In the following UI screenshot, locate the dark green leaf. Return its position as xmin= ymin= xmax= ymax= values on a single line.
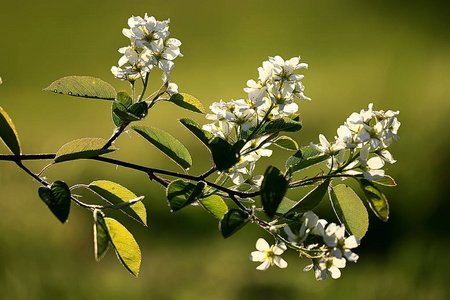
xmin=104 ymin=217 xmax=141 ymax=277
xmin=179 ymin=118 xmax=213 ymax=145
xmin=262 ymin=117 xmax=303 ymax=133
xmin=94 ymin=210 xmax=110 ymax=261
xmin=282 ymin=179 xmax=330 ymax=216
xmin=127 ymin=102 xmax=148 ymax=119
xmin=273 ymin=136 xmax=299 ymax=151
xmin=261 ymin=166 xmax=289 ymax=218
xmin=166 ymin=180 xmax=206 ymax=212
xmin=200 ymin=195 xmax=228 ymax=219
xmin=209 ymin=137 xmax=241 ymax=171
xmin=112 ymin=91 xmax=133 ymax=127
xmin=359 ymin=179 xmax=390 ymax=221
xmin=132 ymin=125 xmax=192 ymax=170
xmin=43 ymin=76 xmax=116 ymax=100
xmin=219 ymin=209 xmax=250 ymax=238
xmin=285 ymin=146 xmax=328 ymax=173
xmin=38 ymin=181 xmax=71 ymax=223
xmin=179 ymin=118 xmax=241 ymax=171
xmin=89 ymin=180 xmax=147 ymax=226
xmin=168 ymin=93 xmax=205 ymax=114
xmin=372 ymin=175 xmax=397 ymax=187
xmin=0 ymin=106 xmax=21 ymax=155
xmin=54 ymin=138 xmax=116 ymax=163
xmin=329 ymin=184 xmax=369 ymax=239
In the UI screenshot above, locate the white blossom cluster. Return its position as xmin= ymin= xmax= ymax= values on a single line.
xmin=311 ymin=103 xmax=401 ymax=181
xmin=202 ymin=56 xmax=310 ymax=190
xmin=111 ymin=14 xmax=183 ymax=83
xmin=286 ymin=211 xmax=360 ymax=280
xmin=249 ymin=211 xmax=360 ymax=280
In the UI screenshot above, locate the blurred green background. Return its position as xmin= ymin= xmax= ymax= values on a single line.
xmin=1 ymin=0 xmax=449 ymax=299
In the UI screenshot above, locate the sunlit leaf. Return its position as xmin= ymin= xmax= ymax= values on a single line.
xmin=285 ymin=146 xmax=328 ymax=173
xmin=200 ymin=195 xmax=228 ymax=219
xmin=261 ymin=166 xmax=289 ymax=218
xmin=112 ymin=91 xmax=133 ymax=127
xmin=168 ymin=93 xmax=205 ymax=114
xmin=104 ymin=217 xmax=141 ymax=277
xmin=359 ymin=179 xmax=390 ymax=221
xmin=219 ymin=209 xmax=250 ymax=238
xmin=282 ymin=179 xmax=330 ymax=216
xmin=166 ymin=180 xmax=205 ymax=212
xmin=94 ymin=210 xmax=110 ymax=261
xmin=44 ymin=76 xmax=116 ymax=100
xmin=273 ymin=136 xmax=299 ymax=151
xmin=38 ymin=181 xmax=71 ymax=223
xmin=132 ymin=125 xmax=192 ymax=170
xmin=0 ymin=106 xmax=21 ymax=155
xmin=329 ymin=184 xmax=369 ymax=239
xmin=89 ymin=180 xmax=147 ymax=226
xmin=54 ymin=138 xmax=116 ymax=163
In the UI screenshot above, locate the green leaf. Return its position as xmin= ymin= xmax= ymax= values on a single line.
xmin=113 ymin=102 xmax=148 ymax=122
xmin=112 ymin=91 xmax=133 ymax=127
xmin=166 ymin=180 xmax=206 ymax=212
xmin=179 ymin=118 xmax=213 ymax=145
xmin=219 ymin=209 xmax=250 ymax=238
xmin=273 ymin=136 xmax=299 ymax=151
xmin=276 ymin=198 xmax=297 ymax=215
xmin=261 ymin=166 xmax=289 ymax=218
xmin=38 ymin=181 xmax=71 ymax=223
xmin=200 ymin=195 xmax=228 ymax=219
xmin=283 ymin=179 xmax=330 ymax=216
xmin=179 ymin=118 xmax=240 ymax=171
xmin=208 ymin=137 xmax=241 ymax=171
xmin=94 ymin=210 xmax=110 ymax=261
xmin=0 ymin=106 xmax=21 ymax=155
xmin=359 ymin=179 xmax=390 ymax=221
xmin=132 ymin=125 xmax=192 ymax=170
xmin=44 ymin=76 xmax=116 ymax=100
xmin=54 ymin=138 xmax=116 ymax=163
xmin=285 ymin=146 xmax=328 ymax=173
xmin=372 ymin=175 xmax=397 ymax=187
xmin=329 ymin=184 xmax=369 ymax=239
xmin=127 ymin=102 xmax=148 ymax=119
xmin=89 ymin=180 xmax=147 ymax=226
xmin=262 ymin=117 xmax=303 ymax=133
xmin=104 ymin=217 xmax=141 ymax=277
xmin=168 ymin=93 xmax=205 ymax=114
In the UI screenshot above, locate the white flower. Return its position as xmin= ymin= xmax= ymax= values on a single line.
xmin=249 ymin=238 xmax=288 ymax=270
xmin=310 ymin=134 xmax=346 ymax=155
xmin=304 ymin=254 xmax=346 ymax=281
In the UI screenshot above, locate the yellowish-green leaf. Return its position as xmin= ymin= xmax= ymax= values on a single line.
xmin=329 ymin=184 xmax=369 ymax=239
xmin=0 ymin=106 xmax=21 ymax=155
xmin=55 ymin=138 xmax=116 ymax=163
xmin=168 ymin=93 xmax=205 ymax=114
xmin=89 ymin=180 xmax=147 ymax=226
xmin=200 ymin=195 xmax=228 ymax=219
xmin=104 ymin=217 xmax=141 ymax=277
xmin=94 ymin=210 xmax=110 ymax=261
xmin=44 ymin=76 xmax=116 ymax=100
